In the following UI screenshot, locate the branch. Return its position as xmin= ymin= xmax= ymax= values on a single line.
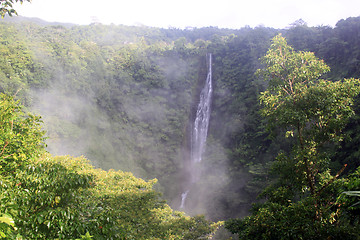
xmin=287 ymin=76 xmax=295 ymax=95
xmin=317 ymin=164 xmax=347 ymax=196
xmin=282 ymin=86 xmax=291 ymax=96
xmin=1 ymin=153 xmax=14 ymax=160
xmin=0 ymin=141 xmax=9 ymax=156
xmin=297 ymin=124 xmax=316 ymax=196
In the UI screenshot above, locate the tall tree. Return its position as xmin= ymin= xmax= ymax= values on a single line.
xmin=258 ymin=34 xmax=360 ymax=198
xmin=226 ymin=34 xmax=360 ymax=239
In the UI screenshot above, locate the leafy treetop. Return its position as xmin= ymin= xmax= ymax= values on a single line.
xmin=0 ymin=0 xmax=31 ymax=18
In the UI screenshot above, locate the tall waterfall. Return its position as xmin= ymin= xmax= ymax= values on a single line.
xmin=192 ymin=53 xmax=213 ymax=164
xmin=180 ymin=53 xmax=212 ymax=209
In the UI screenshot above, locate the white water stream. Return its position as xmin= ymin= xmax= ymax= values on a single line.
xmin=180 ymin=53 xmax=212 ymax=209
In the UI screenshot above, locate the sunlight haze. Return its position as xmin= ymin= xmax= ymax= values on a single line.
xmin=14 ymin=0 xmax=360 ymax=29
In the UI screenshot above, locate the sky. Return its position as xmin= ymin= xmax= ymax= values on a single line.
xmin=14 ymin=0 xmax=360 ymax=29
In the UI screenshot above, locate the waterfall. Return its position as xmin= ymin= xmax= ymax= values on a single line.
xmin=180 ymin=53 xmax=212 ymax=209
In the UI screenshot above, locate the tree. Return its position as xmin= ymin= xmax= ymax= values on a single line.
xmin=7 ymin=154 xmax=221 ymax=239
xmin=258 ymin=34 xmax=360 ymax=198
xmin=0 ymin=94 xmax=45 ymax=177
xmin=0 ymin=0 xmax=31 ymax=18
xmin=0 ymin=93 xmax=45 ymax=238
xmin=226 ymin=34 xmax=360 ymax=239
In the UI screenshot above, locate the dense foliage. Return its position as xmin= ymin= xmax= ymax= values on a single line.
xmin=225 ymin=34 xmax=360 ymax=239
xmin=1 ymin=14 xmax=360 ymax=239
xmin=0 ymin=95 xmax=220 ymax=239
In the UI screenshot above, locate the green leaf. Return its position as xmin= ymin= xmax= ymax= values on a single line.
xmin=0 ymin=213 xmax=15 ymax=227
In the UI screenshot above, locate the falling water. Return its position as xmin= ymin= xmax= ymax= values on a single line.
xmin=180 ymin=53 xmax=212 ymax=209
xmin=179 ymin=190 xmax=189 ymax=209
xmin=191 ymin=54 xmax=212 ymax=164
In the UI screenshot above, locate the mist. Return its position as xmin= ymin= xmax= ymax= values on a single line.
xmin=24 ymin=31 xmax=216 ymax=216
xmin=30 ymin=49 xmax=231 ymax=221
xmin=0 ymin=17 xmax=274 ymax=224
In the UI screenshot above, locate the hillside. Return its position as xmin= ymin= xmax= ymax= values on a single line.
xmin=1 ymin=16 xmax=360 ymax=224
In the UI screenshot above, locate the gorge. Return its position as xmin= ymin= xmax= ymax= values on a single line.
xmin=1 ymin=15 xmax=360 ymax=239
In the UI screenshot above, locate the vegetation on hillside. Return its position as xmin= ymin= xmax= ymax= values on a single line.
xmin=0 ymin=94 xmax=221 ymax=239
xmin=0 ymin=13 xmax=360 ymax=238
